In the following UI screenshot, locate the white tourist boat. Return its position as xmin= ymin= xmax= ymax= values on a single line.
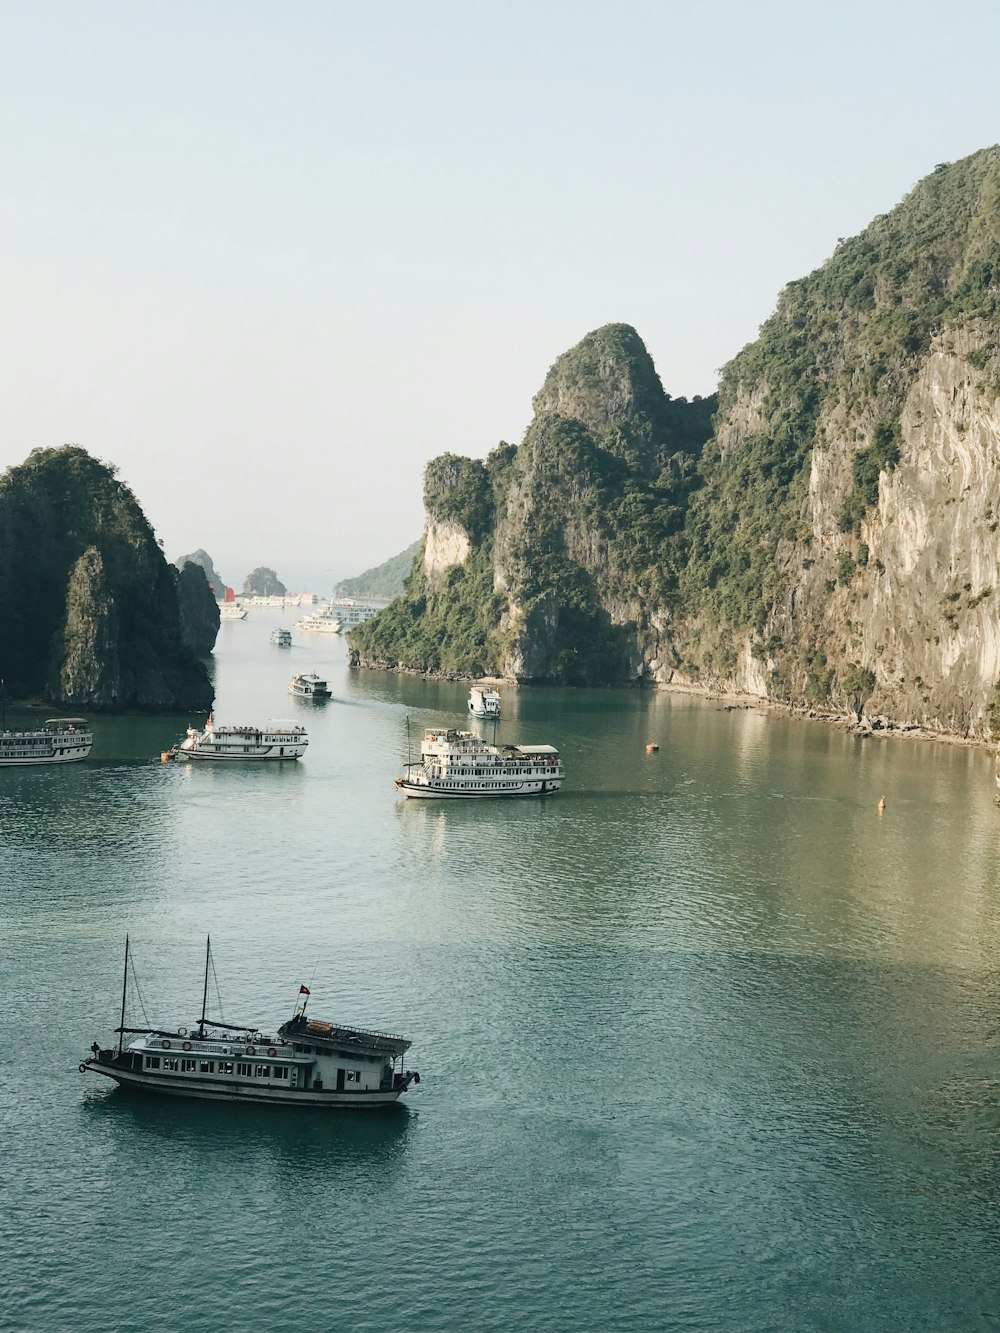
xmin=80 ymin=937 xmax=419 ymax=1109
xmin=294 ymin=610 xmax=342 ymax=634
xmin=395 ymin=727 xmax=564 ymax=799
xmin=219 ymin=602 xmax=247 ymax=620
xmin=326 ymin=598 xmax=388 ymax=631
xmin=290 ymin=672 xmax=332 ymax=699
xmin=0 ymin=717 xmax=92 ymax=766
xmin=468 ymin=686 xmax=501 ymax=718
xmin=270 ymin=628 xmax=292 ymax=647
xmin=173 ymin=716 xmax=308 ymax=761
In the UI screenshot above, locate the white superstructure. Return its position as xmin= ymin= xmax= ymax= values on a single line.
xmin=395 ymin=728 xmax=564 ymax=799
xmin=174 ymin=717 xmax=307 ymax=761
xmin=270 ymin=628 xmax=292 ymax=647
xmin=294 ymin=610 xmax=342 ymax=634
xmin=0 ymin=717 xmax=92 ymax=766
xmin=80 ymin=938 xmax=419 ymax=1109
xmin=290 ymin=672 xmax=332 ymax=699
xmin=468 ymin=686 xmax=501 ymax=718
xmin=218 ymin=602 xmax=247 ymax=620
xmin=327 ymin=598 xmax=387 ymax=630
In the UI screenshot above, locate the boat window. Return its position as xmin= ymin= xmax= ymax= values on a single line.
xmin=199 ymin=1061 xmax=214 ymax=1073
xmin=181 ymin=1059 xmax=197 ymax=1073
xmin=254 ymin=1064 xmax=271 ymax=1078
xmin=163 ymin=1058 xmax=178 ymax=1071
xmin=219 ymin=1061 xmax=234 ymax=1075
xmin=237 ymin=1062 xmax=252 ymax=1077
xmin=144 ymin=1056 xmax=161 ymax=1070
xmin=272 ymin=1066 xmax=289 ymax=1079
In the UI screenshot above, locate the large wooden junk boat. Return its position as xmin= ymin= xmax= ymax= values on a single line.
xmin=0 ymin=717 xmax=92 ymax=766
xmin=80 ymin=938 xmax=419 ymax=1108
xmin=172 ymin=716 xmax=308 ymax=761
xmin=395 ymin=727 xmax=564 ymax=799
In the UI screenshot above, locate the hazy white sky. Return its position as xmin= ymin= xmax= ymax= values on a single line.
xmin=1 ymin=1 xmax=997 ymax=590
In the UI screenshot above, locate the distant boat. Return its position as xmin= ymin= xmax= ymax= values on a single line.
xmin=173 ymin=717 xmax=307 ymax=761
xmin=0 ymin=717 xmax=92 ymax=767
xmin=294 ymin=610 xmax=342 ymax=634
xmin=395 ymin=728 xmax=564 ymax=799
xmin=79 ymin=936 xmax=420 ymax=1108
xmin=219 ymin=586 xmax=247 ymax=619
xmin=290 ymin=672 xmax=332 ymax=700
xmin=325 ymin=598 xmax=387 ymax=631
xmin=468 ymin=686 xmax=501 ymax=718
xmin=270 ymin=628 xmax=292 ymax=647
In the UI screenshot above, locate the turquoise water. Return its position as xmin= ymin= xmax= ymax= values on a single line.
xmin=4 ymin=616 xmax=1000 ymax=1332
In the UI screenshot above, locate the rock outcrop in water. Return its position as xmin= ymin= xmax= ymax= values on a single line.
xmin=176 ymin=548 xmax=226 ymax=599
xmin=350 ymin=147 xmax=1000 ymax=739
xmin=0 ymin=446 xmax=214 ymax=711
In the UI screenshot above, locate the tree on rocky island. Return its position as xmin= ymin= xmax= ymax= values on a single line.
xmin=242 ymin=566 xmax=286 ymax=597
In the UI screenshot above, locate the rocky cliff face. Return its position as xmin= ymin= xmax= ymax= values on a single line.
xmin=351 ymin=148 xmax=1000 ymax=739
xmin=0 ymin=446 xmax=214 ymax=712
xmin=177 ymin=561 xmax=221 ymax=657
xmin=176 ymin=548 xmax=226 ymax=599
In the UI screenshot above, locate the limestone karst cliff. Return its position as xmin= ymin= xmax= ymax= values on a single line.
xmin=351 ymin=147 xmax=1000 ymax=739
xmin=0 ymin=446 xmax=214 ymax=711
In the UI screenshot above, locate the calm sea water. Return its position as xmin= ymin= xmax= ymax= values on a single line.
xmin=4 ymin=616 xmax=1000 ymax=1332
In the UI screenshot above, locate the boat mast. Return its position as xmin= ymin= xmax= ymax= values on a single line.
xmin=198 ymin=935 xmax=211 ymax=1038
xmin=117 ymin=934 xmax=129 ymax=1056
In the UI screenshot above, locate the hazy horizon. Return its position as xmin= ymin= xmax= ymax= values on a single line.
xmin=2 ymin=2 xmax=998 ymax=581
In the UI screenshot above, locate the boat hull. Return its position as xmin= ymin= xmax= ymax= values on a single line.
xmin=395 ymin=777 xmax=562 ymax=799
xmin=0 ymin=747 xmax=91 ymax=766
xmin=176 ymin=748 xmax=304 ymax=761
xmin=82 ymin=1062 xmax=407 ymax=1107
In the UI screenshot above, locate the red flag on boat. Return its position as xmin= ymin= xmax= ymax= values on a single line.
xmin=299 ymin=985 xmax=310 ymax=995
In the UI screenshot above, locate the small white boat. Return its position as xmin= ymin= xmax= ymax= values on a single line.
xmin=270 ymin=628 xmax=292 ymax=647
xmin=294 ymin=611 xmax=342 ymax=634
xmin=290 ymin=672 xmax=332 ymax=700
xmin=80 ymin=937 xmax=420 ymax=1109
xmin=0 ymin=717 xmax=92 ymax=766
xmin=396 ymin=728 xmax=564 ymax=799
xmin=174 ymin=716 xmax=307 ymax=761
xmin=468 ymin=686 xmax=501 ymax=718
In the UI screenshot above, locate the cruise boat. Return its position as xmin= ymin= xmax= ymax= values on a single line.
xmin=326 ymin=598 xmax=388 ymax=631
xmin=290 ymin=672 xmax=332 ymax=699
xmin=0 ymin=717 xmax=92 ymax=766
xmin=294 ymin=610 xmax=342 ymax=634
xmin=219 ymin=602 xmax=247 ymax=620
xmin=79 ymin=937 xmax=419 ymax=1109
xmin=270 ymin=628 xmax=292 ymax=647
xmin=395 ymin=728 xmax=564 ymax=799
xmin=468 ymin=686 xmax=501 ymax=718
xmin=173 ymin=716 xmax=307 ymax=761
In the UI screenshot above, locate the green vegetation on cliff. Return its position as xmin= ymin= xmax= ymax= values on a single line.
xmin=351 ymin=329 xmax=715 ymax=681
xmin=682 ymin=147 xmax=1000 ymax=628
xmin=351 ymin=148 xmax=1000 ymax=701
xmin=335 ymin=540 xmax=421 ymax=600
xmin=0 ymin=446 xmax=214 ymax=710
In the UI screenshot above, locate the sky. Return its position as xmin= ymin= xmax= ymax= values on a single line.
xmin=1 ymin=1 xmax=998 ymax=592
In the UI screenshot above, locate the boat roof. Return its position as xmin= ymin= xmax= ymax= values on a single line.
xmin=514 ymin=744 xmax=559 ymax=755
xmin=45 ymin=716 xmax=89 ymax=725
xmin=279 ymin=1013 xmax=411 ymax=1056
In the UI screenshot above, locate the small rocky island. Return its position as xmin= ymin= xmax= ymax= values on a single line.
xmin=0 ymin=446 xmax=215 ymax=711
